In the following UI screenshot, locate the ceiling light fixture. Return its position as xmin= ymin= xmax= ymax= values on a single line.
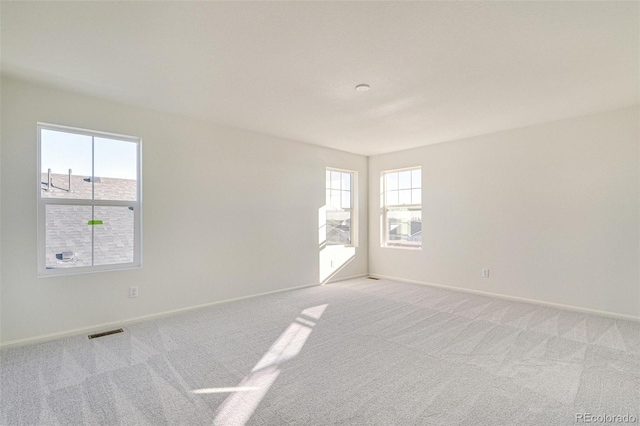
xmin=355 ymin=84 xmax=370 ymax=92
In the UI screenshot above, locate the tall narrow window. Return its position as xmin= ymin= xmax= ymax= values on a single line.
xmin=325 ymin=168 xmax=356 ymax=246
xmin=37 ymin=123 xmax=142 ymax=275
xmin=382 ymin=167 xmax=421 ymax=249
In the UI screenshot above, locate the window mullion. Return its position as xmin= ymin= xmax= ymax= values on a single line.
xmin=90 ymin=199 xmax=139 ymax=207
xmin=91 ymin=136 xmax=95 ymax=267
xmin=91 ymin=205 xmax=95 ymax=267
xmin=40 ymin=199 xmax=138 ymax=207
xmin=387 ymin=204 xmax=421 ymax=210
xmin=40 ymin=198 xmax=93 ymax=206
xmin=91 ymin=136 xmax=95 ymax=201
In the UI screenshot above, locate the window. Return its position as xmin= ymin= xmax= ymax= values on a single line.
xmin=37 ymin=123 xmax=141 ymax=275
xmin=325 ymin=168 xmax=356 ymax=246
xmin=381 ymin=167 xmax=421 ymax=249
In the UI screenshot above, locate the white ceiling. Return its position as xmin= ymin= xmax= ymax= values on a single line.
xmin=2 ymin=1 xmax=638 ymax=156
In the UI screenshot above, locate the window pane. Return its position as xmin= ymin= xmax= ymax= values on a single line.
xmin=326 ymin=210 xmax=351 ymax=245
xmin=41 ymin=129 xmax=92 ymax=200
xmin=399 ymin=171 xmax=411 ymax=189
xmin=326 ymin=170 xmax=331 ymax=189
xmin=330 ymin=190 xmax=341 ymax=209
xmin=412 ymin=169 xmax=421 ymax=188
xmin=386 ymin=208 xmax=422 ymax=248
xmin=45 ymin=205 xmax=92 ymax=268
xmin=412 ymin=188 xmax=422 ymax=205
xmin=341 ymin=172 xmax=351 ymax=192
xmin=341 ymin=190 xmax=351 ymax=209
xmin=94 ymin=138 xmax=138 ymax=201
xmin=330 ymin=171 xmax=341 ymax=190
xmin=385 ymin=172 xmax=398 ymax=191
xmin=326 ymin=189 xmax=331 ymax=206
xmin=399 ymin=189 xmax=411 ymax=205
xmin=387 ymin=190 xmax=399 ymax=206
xmin=93 ymin=206 xmax=135 ymax=266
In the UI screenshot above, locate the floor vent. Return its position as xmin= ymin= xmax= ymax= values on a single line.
xmin=368 ymin=276 xmax=380 ymax=280
xmin=88 ymin=328 xmax=124 ymax=339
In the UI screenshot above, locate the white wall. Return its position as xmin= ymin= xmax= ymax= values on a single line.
xmin=369 ymin=107 xmax=640 ymax=318
xmin=0 ymin=77 xmax=368 ymax=344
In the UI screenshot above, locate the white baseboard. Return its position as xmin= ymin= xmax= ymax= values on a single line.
xmin=369 ymin=273 xmax=640 ymax=322
xmin=0 ymin=282 xmax=321 ymax=349
xmin=325 ymin=273 xmax=368 ymax=284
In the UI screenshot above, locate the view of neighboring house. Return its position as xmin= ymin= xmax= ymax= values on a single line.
xmin=41 ymin=173 xmax=136 ymax=268
xmin=326 ymin=217 xmax=351 ymax=246
xmin=387 ymin=217 xmax=422 ymax=248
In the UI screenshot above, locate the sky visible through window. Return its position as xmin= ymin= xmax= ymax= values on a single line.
xmin=41 ymin=129 xmax=137 ymax=180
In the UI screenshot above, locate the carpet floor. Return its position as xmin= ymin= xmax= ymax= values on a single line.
xmin=1 ymin=277 xmax=639 ymax=425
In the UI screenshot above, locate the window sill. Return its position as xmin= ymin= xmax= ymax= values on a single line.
xmin=381 ymin=245 xmax=422 ymax=251
xmin=38 ymin=263 xmax=142 ymax=278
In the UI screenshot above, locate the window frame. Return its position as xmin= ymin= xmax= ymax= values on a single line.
xmin=381 ymin=166 xmax=422 ymax=250
xmin=36 ymin=122 xmax=143 ymax=277
xmin=325 ymin=167 xmax=357 ymax=247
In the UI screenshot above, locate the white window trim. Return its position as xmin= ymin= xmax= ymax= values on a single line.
xmin=36 ymin=123 xmax=143 ymax=277
xmin=326 ymin=167 xmax=358 ymax=248
xmin=381 ymin=166 xmax=422 ymax=250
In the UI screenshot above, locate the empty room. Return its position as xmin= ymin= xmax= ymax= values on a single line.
xmin=1 ymin=1 xmax=639 ymax=425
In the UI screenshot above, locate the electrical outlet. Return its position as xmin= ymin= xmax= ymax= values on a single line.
xmin=482 ymin=268 xmax=490 ymax=278
xmin=129 ymin=286 xmax=138 ymax=298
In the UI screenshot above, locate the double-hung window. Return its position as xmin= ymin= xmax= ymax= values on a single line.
xmin=381 ymin=167 xmax=421 ymax=249
xmin=37 ymin=123 xmax=142 ymax=276
xmin=325 ymin=168 xmax=356 ymax=246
